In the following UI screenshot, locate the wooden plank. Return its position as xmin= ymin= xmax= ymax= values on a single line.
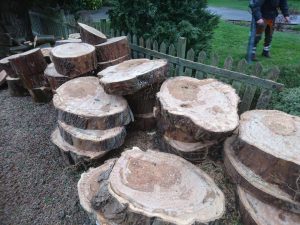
xmin=110 ymin=29 xmax=115 ymax=38
xmin=195 ymin=51 xmax=207 ymax=79
xmin=132 ymin=34 xmax=138 ymax=59
xmin=220 ymin=56 xmax=233 ymax=83
xmin=239 ymin=62 xmax=263 ymax=113
xmin=207 ymin=53 xmax=219 ymax=78
xmin=232 ymin=59 xmax=247 ymax=96
xmin=176 ymin=37 xmax=187 ymax=76
xmin=185 ymin=48 xmax=195 ymax=77
xmin=168 ymin=44 xmax=176 ymax=77
xmin=145 ymin=39 xmax=152 ymax=59
xmin=152 ymin=40 xmax=159 ymax=59
xmin=256 ymin=67 xmax=281 ymax=109
xmin=138 ymin=37 xmax=145 ymax=58
xmin=129 ymin=44 xmax=283 ymax=91
xmin=116 ymin=30 xmax=120 ymax=37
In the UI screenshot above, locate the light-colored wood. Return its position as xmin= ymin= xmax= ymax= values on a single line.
xmin=44 ymin=63 xmax=70 ymax=91
xmin=156 ymin=77 xmax=240 ymax=141
xmin=224 ymin=136 xmax=300 ymax=214
xmin=97 ymin=54 xmax=130 ymax=72
xmin=185 ymin=48 xmax=195 ymax=76
xmin=55 ymin=39 xmax=82 ymax=46
xmin=235 ymin=110 xmax=300 ymax=200
xmin=40 ymin=47 xmax=52 ymax=64
xmin=79 ymin=147 xmax=225 ymax=225
xmin=98 ymin=59 xmax=168 ymax=95
xmin=238 ymin=186 xmax=300 ymax=225
xmin=78 ymin=22 xmax=107 ymax=45
xmin=53 ymin=76 xmax=132 ymax=130
xmin=51 ymin=43 xmax=97 ymax=78
xmin=0 ymin=70 xmax=8 ymax=86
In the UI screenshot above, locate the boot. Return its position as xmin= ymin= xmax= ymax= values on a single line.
xmin=262 ymin=50 xmax=271 ymax=58
xmin=251 ymin=53 xmax=258 ymax=61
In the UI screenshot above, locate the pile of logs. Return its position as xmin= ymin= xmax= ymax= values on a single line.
xmin=155 ymin=77 xmax=240 ymax=163
xmin=78 ymin=147 xmax=225 ymax=225
xmin=98 ymin=58 xmax=169 ymax=130
xmin=51 ymin=76 xmax=132 ymax=165
xmin=224 ymin=110 xmax=300 ymax=224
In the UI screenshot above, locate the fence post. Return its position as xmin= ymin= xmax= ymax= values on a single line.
xmin=176 ymin=37 xmax=186 ymax=76
xmin=60 ymin=9 xmax=68 ymax=39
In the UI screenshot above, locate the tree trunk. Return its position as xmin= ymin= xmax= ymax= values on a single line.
xmin=156 ymin=77 xmax=239 ymax=142
xmin=238 ymin=186 xmax=300 ymax=225
xmin=53 ymin=77 xmax=132 ymax=130
xmin=98 ymin=59 xmax=168 ymax=95
xmin=6 ymin=76 xmax=28 ymax=96
xmin=50 ymin=43 xmax=97 ymax=78
xmin=44 ymin=63 xmax=70 ymax=92
xmin=224 ymin=136 xmax=300 ymax=214
xmin=0 ymin=53 xmax=22 ymax=77
xmin=130 ymin=113 xmax=156 ymax=131
xmin=234 ymin=110 xmax=300 ymax=201
xmin=78 ymin=22 xmax=107 ymax=45
xmin=28 ymin=87 xmax=52 ymax=103
xmin=78 ymin=147 xmax=225 ymax=225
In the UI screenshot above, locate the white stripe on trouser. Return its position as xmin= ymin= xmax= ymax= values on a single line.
xmin=264 ymin=46 xmax=271 ymax=51
xmin=252 ymin=47 xmax=256 ymax=54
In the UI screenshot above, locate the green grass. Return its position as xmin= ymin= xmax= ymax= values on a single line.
xmin=211 ymin=21 xmax=300 ymax=69
xmin=208 ymin=0 xmax=300 ymax=11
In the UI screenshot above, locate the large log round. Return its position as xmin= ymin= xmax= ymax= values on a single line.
xmin=78 ymin=23 xmax=107 ymax=45
xmin=97 ymin=54 xmax=130 ymax=72
xmin=79 ymin=147 xmax=225 ymax=225
xmin=28 ymin=87 xmax=53 ymax=103
xmin=0 ymin=53 xmax=21 ymax=77
xmin=6 ymin=76 xmax=28 ymax=97
xmin=234 ymin=110 xmax=300 ymax=200
xmin=58 ymin=120 xmax=126 ymax=152
xmin=238 ymin=186 xmax=300 ymax=225
xmin=98 ymin=59 xmax=168 ymax=95
xmin=95 ymin=36 xmax=130 ymax=62
xmin=44 ymin=63 xmax=70 ymax=91
xmin=156 ymin=77 xmax=239 ymax=141
xmin=224 ymin=136 xmax=300 ymax=214
xmin=0 ymin=70 xmax=7 ymax=86
xmin=50 ymin=43 xmax=97 ymax=78
xmin=53 ymin=76 xmax=132 ymax=130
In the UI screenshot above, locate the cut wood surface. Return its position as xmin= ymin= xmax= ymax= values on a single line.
xmin=98 ymin=59 xmax=168 ymax=95
xmin=44 ymin=63 xmax=70 ymax=91
xmin=28 ymin=87 xmax=53 ymax=103
xmin=55 ymin=39 xmax=82 ymax=46
xmin=81 ymin=147 xmax=224 ymax=225
xmin=224 ymin=136 xmax=300 ymax=214
xmin=6 ymin=76 xmax=28 ymax=97
xmin=40 ymin=47 xmax=52 ymax=64
xmin=78 ymin=22 xmax=107 ymax=45
xmin=58 ymin=120 xmax=126 ymax=152
xmin=95 ymin=36 xmax=130 ymax=62
xmin=235 ymin=110 xmax=300 ymax=200
xmin=8 ymin=48 xmax=47 ymax=76
xmin=53 ymin=76 xmax=132 ymax=130
xmin=0 ymin=70 xmax=7 ymax=86
xmin=97 ymin=54 xmax=130 ymax=72
xmin=238 ymin=186 xmax=300 ymax=225
xmin=156 ymin=77 xmax=239 ymax=141
xmin=51 ymin=43 xmax=96 ymax=78
xmin=51 ymin=128 xmax=106 ymax=163
xmin=0 ymin=53 xmax=21 ymax=77
xmin=69 ymin=33 xmax=81 ymax=39
xmin=130 ymin=113 xmax=156 ymax=131
xmin=160 ymin=135 xmax=216 ymax=163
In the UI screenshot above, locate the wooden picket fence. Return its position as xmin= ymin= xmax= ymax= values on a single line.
xmin=29 ymin=12 xmax=284 ymax=112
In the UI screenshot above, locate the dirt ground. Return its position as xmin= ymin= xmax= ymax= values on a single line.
xmin=0 ymin=87 xmax=240 ymax=225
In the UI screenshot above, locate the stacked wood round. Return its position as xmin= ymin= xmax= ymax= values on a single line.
xmin=51 ymin=76 xmax=132 ymax=165
xmin=8 ymin=48 xmax=52 ymax=102
xmin=0 ymin=53 xmax=28 ymax=96
xmin=156 ymin=77 xmax=240 ymax=163
xmin=224 ymin=110 xmax=300 ymax=224
xmin=78 ymin=147 xmax=225 ymax=225
xmin=98 ymin=58 xmax=169 ymax=130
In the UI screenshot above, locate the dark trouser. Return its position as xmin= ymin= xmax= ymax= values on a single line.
xmin=252 ymin=19 xmax=275 ymax=54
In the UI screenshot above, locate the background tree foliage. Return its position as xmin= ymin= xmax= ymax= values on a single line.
xmin=108 ymin=0 xmax=219 ymax=52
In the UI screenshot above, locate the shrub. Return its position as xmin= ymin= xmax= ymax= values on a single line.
xmin=270 ymin=87 xmax=300 ymax=116
xmin=108 ymin=0 xmax=219 ymax=52
xmin=277 ymin=65 xmax=300 ymax=88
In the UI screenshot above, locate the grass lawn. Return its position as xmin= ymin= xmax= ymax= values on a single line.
xmin=211 ymin=21 xmax=300 ymax=70
xmin=208 ymin=0 xmax=300 ymax=12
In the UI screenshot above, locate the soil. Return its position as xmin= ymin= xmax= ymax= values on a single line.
xmin=0 ymin=86 xmax=240 ymax=225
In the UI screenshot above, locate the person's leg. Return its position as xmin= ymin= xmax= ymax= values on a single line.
xmin=262 ymin=19 xmax=275 ymax=57
xmin=252 ymin=22 xmax=266 ymax=60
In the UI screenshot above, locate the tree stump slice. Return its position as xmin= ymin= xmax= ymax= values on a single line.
xmin=156 ymin=77 xmax=239 ymax=141
xmin=235 ymin=110 xmax=300 ymax=200
xmin=44 ymin=63 xmax=70 ymax=91
xmin=0 ymin=70 xmax=7 ymax=86
xmin=159 ymin=135 xmax=216 ymax=163
xmin=58 ymin=120 xmax=126 ymax=152
xmin=51 ymin=128 xmax=107 ymax=165
xmin=224 ymin=136 xmax=300 ymax=214
xmin=79 ymin=147 xmax=225 ymax=225
xmin=78 ymin=23 xmax=107 ymax=45
xmin=95 ymin=36 xmax=130 ymax=62
xmin=0 ymin=53 xmax=21 ymax=77
xmin=40 ymin=47 xmax=52 ymax=64
xmin=53 ymin=77 xmax=132 ymax=130
xmin=50 ymin=43 xmax=97 ymax=78
xmin=130 ymin=113 xmax=156 ymax=131
xmin=6 ymin=76 xmax=28 ymax=97
xmin=55 ymin=39 xmax=82 ymax=46
xmin=28 ymin=87 xmax=53 ymax=103
xmin=97 ymin=54 xmax=130 ymax=72
xmin=238 ymin=186 xmax=300 ymax=225
xmin=98 ymin=59 xmax=168 ymax=95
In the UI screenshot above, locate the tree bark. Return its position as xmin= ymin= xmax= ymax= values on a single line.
xmin=130 ymin=113 xmax=156 ymax=131
xmin=44 ymin=63 xmax=70 ymax=91
xmin=97 ymin=54 xmax=130 ymax=72
xmin=78 ymin=22 xmax=107 ymax=45
xmin=28 ymin=87 xmax=52 ymax=103
xmin=0 ymin=53 xmax=22 ymax=77
xmin=53 ymin=77 xmax=133 ymax=130
xmin=51 ymin=43 xmax=97 ymax=78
